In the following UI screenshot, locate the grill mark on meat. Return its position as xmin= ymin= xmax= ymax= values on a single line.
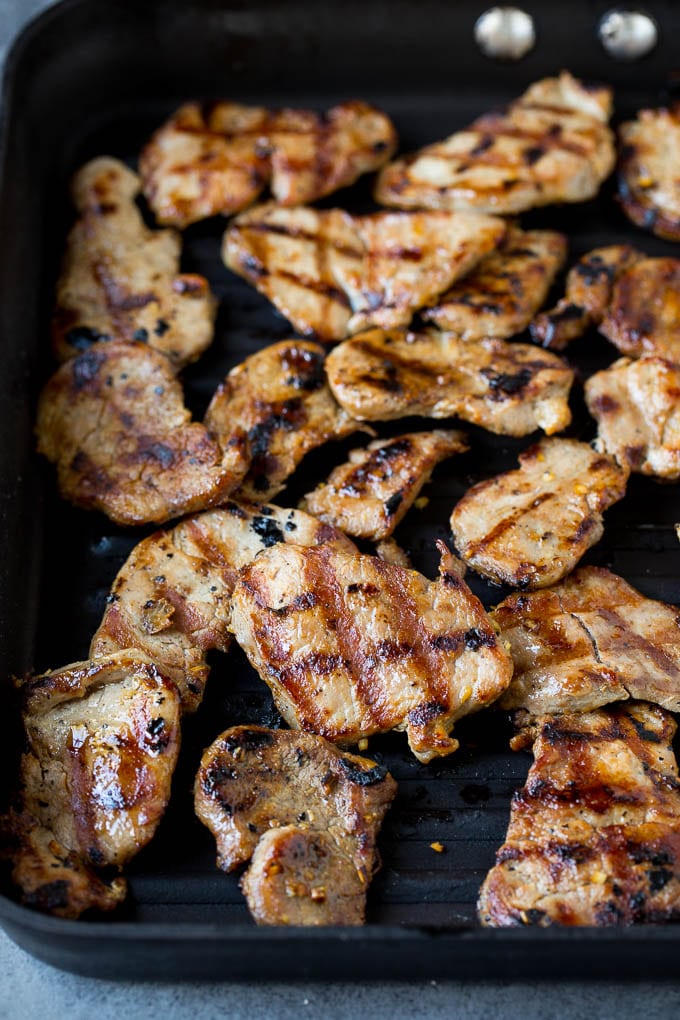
xmin=240 ymin=219 xmax=363 ymax=261
xmin=463 ymin=492 xmax=554 ymax=557
xmin=596 ymin=607 xmax=680 ymax=684
xmin=371 ymin=558 xmax=452 ymax=714
xmin=303 ymin=545 xmax=382 ymax=727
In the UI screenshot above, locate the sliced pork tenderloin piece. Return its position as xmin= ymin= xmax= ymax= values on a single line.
xmin=3 ymin=650 xmax=181 ymax=917
xmin=375 ymin=72 xmax=614 ymax=214
xmin=204 ymin=339 xmax=360 ymax=502
xmin=303 ymin=430 xmax=468 ymax=540
xmin=36 ymin=340 xmax=248 ymax=526
xmin=326 ymin=327 xmax=573 ymax=437
xmin=195 ymin=726 xmax=396 ymax=925
xmin=450 ymin=439 xmax=629 ymax=590
xmin=618 ymin=106 xmax=680 ymax=241
xmin=585 ymin=355 xmax=680 ymax=479
xmin=492 ymin=566 xmax=680 ymax=723
xmin=140 ymin=100 xmax=397 ymax=227
xmin=530 ymin=245 xmax=642 ymax=350
xmin=479 ymin=703 xmax=680 ymax=927
xmin=53 ymin=157 xmax=215 ymax=370
xmin=230 ymin=541 xmax=512 ymax=763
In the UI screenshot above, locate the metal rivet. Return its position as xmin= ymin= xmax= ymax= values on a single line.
xmin=474 ymin=6 xmax=536 ymax=61
xmin=598 ymin=9 xmax=658 ymax=60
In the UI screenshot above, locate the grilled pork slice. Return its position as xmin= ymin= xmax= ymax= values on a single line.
xmin=493 ymin=567 xmax=680 ymax=722
xmin=479 ymin=703 xmax=680 ymax=927
xmin=52 ymin=157 xmax=215 ymax=370
xmin=36 ymin=340 xmax=248 ymax=525
xmin=91 ymin=501 xmax=354 ymax=712
xmin=326 ymin=328 xmax=573 ymax=436
xmin=195 ymin=726 xmax=396 ymax=925
xmin=204 ymin=340 xmax=359 ymax=501
xmin=230 ymin=541 xmax=513 ymax=763
xmin=375 ymin=72 xmax=614 ymax=214
xmin=5 ymin=650 xmax=181 ymax=917
xmin=618 ymin=107 xmax=680 ymax=241
xmin=531 ymin=245 xmax=641 ymax=350
xmin=585 ymin=356 xmax=680 ymax=480
xmin=224 ymin=204 xmax=506 ymax=342
xmin=450 ymin=439 xmax=629 ymax=590
xmin=140 ymin=100 xmax=397 ymax=227
xmin=423 ymin=227 xmax=566 ymax=339
xmin=303 ymin=430 xmax=468 ymax=540
xmin=599 ymin=258 xmax=680 ymax=361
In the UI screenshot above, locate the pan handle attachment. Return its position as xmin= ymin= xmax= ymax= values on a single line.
xmin=474 ymin=7 xmax=535 ymax=61
xmin=597 ymin=9 xmax=658 ymax=60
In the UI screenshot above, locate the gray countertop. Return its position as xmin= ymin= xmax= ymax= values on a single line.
xmin=2 ymin=2 xmax=680 ymax=1016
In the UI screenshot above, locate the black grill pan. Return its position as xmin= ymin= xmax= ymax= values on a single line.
xmin=1 ymin=0 xmax=680 ymax=980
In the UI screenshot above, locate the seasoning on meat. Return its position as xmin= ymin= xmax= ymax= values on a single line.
xmin=492 ymin=566 xmax=680 ymax=724
xmin=140 ymin=100 xmax=397 ymax=227
xmin=303 ymin=430 xmax=468 ymax=540
xmin=3 ymin=650 xmax=181 ymax=918
xmin=531 ymin=245 xmax=641 ymax=350
xmin=91 ymin=501 xmax=354 ymax=712
xmin=223 ymin=203 xmax=506 ymax=341
xmin=423 ymin=227 xmax=566 ymax=339
xmin=52 ymin=157 xmax=215 ymax=370
xmin=585 ymin=356 xmax=680 ymax=479
xmin=618 ymin=106 xmax=680 ymax=241
xmin=449 ymin=439 xmax=629 ymax=590
xmin=375 ymin=72 xmax=614 ymax=214
xmin=325 ymin=327 xmax=573 ymax=437
xmin=35 ymin=340 xmax=249 ymax=525
xmin=195 ymin=726 xmax=397 ymax=925
xmin=478 ymin=703 xmax=680 ymax=926
xmin=203 ymin=339 xmax=360 ymax=501
xmin=229 ymin=541 xmax=513 ymax=763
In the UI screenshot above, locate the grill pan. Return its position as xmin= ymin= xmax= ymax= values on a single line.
xmin=1 ymin=0 xmax=680 ymax=981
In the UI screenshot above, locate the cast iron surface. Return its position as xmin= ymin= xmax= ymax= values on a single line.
xmin=1 ymin=0 xmax=680 ymax=981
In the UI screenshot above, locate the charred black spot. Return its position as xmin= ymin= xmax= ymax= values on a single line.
xmin=384 ymin=491 xmax=403 ymax=516
xmin=285 ymin=519 xmax=297 ymax=532
xmin=72 ymin=349 xmax=106 ymax=389
xmin=373 ymin=139 xmax=389 ymax=153
xmin=408 ymin=701 xmax=447 ymax=728
xmin=648 ymin=867 xmax=674 ymax=892
xmin=154 ymin=318 xmax=170 ymax=337
xmin=133 ymin=328 xmax=149 ymax=342
xmin=65 ymin=326 xmax=110 ymax=351
xmin=23 ymin=880 xmax=71 ymax=911
xmin=574 ymin=257 xmax=616 ymax=286
xmin=431 ymin=633 xmax=461 ymax=652
xmin=271 ymin=591 xmax=319 ymax=616
xmin=594 ymin=901 xmax=624 ymax=925
xmin=224 ymin=729 xmax=274 ymax=753
xmin=281 ymin=346 xmax=325 ymax=391
xmin=251 ymin=515 xmax=286 ymax=547
xmin=153 ymin=575 xmax=166 ymax=584
xmin=522 ymin=908 xmax=549 ymax=926
xmin=523 ymin=146 xmax=544 ymax=165
xmin=630 ymin=716 xmax=663 ymax=744
xmin=225 ymin=501 xmax=248 ymax=519
xmin=463 ymin=627 xmax=496 ymax=650
xmin=146 ymin=443 xmax=175 ymax=469
xmin=247 ymin=400 xmax=304 ymax=459
xmin=241 ymin=253 xmax=268 ymax=279
xmin=105 ymin=593 xmax=120 ymax=604
xmin=337 ymin=757 xmax=388 ymax=786
xmin=87 ymin=846 xmax=105 ymax=866
xmin=247 ymin=822 xmax=258 ymax=833
xmin=483 ymin=367 xmax=533 ymax=398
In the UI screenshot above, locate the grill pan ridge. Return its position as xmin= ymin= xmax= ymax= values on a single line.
xmin=1 ymin=0 xmax=680 ymax=980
